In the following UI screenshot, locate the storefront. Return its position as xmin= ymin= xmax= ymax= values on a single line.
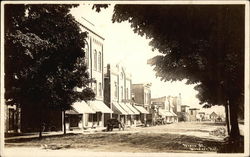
xmin=112 ymin=102 xmax=128 ymax=124
xmin=88 ymin=100 xmax=113 ymax=127
xmin=65 ymin=100 xmax=95 ymax=130
xmin=119 ymin=102 xmax=135 ymax=126
xmin=158 ymin=108 xmax=177 ymax=124
xmin=134 ymin=105 xmax=149 ymax=126
xmin=125 ymin=103 xmax=140 ymax=126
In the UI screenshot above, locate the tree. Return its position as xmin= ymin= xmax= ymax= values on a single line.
xmin=112 ymin=5 xmax=244 ymax=140
xmin=5 ymin=4 xmax=95 ymax=137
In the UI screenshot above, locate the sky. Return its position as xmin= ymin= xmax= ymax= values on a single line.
xmin=70 ymin=4 xmax=225 ymax=115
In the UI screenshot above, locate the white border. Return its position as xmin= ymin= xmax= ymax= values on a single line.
xmin=0 ymin=1 xmax=249 ymax=157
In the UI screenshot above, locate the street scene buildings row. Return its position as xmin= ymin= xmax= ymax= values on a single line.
xmin=4 ymin=17 xmax=223 ymax=133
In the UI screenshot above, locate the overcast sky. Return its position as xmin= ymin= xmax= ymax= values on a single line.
xmin=70 ymin=4 xmax=225 ymax=115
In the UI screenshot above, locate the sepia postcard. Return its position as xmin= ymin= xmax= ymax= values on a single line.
xmin=0 ymin=1 xmax=249 ymax=157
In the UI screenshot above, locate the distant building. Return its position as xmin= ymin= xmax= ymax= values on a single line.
xmin=210 ymin=112 xmax=218 ymax=121
xmin=178 ymin=105 xmax=190 ymax=122
xmin=132 ymin=83 xmax=152 ymax=124
xmin=197 ymin=112 xmax=205 ymax=121
xmin=151 ymin=96 xmax=178 ymax=123
xmin=189 ymin=108 xmax=200 ymax=121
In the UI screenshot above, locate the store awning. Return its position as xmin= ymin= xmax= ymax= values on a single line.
xmin=159 ymin=109 xmax=176 ymax=117
xmin=88 ymin=100 xmax=113 ymax=113
xmin=119 ymin=103 xmax=135 ymax=115
xmin=134 ymin=105 xmax=149 ymax=114
xmin=66 ymin=101 xmax=95 ymax=114
xmin=65 ymin=109 xmax=79 ymax=115
xmin=112 ymin=102 xmax=128 ymax=115
xmin=125 ymin=103 xmax=140 ymax=115
xmin=170 ymin=111 xmax=178 ymax=116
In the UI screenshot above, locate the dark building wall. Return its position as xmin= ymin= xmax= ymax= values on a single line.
xmin=104 ymin=64 xmax=111 ymax=108
xmin=132 ymin=84 xmax=144 ymax=104
xmin=21 ymin=106 xmax=62 ymax=133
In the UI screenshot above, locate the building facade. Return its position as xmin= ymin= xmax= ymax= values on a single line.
xmin=189 ymin=108 xmax=200 ymax=121
xmin=65 ymin=17 xmax=113 ymax=130
xmin=104 ymin=64 xmax=141 ymax=127
xmin=131 ymin=83 xmax=152 ymax=125
xmin=151 ymin=96 xmax=178 ymax=123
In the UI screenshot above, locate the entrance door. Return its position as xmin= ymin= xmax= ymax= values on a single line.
xmin=8 ymin=109 xmax=15 ymax=131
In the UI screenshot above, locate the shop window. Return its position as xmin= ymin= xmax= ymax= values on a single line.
xmin=99 ymin=82 xmax=102 ymax=96
xmin=94 ymin=50 xmax=97 ymax=71
xmin=98 ymin=52 xmax=102 ymax=72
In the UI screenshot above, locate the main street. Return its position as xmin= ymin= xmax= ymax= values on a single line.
xmin=5 ymin=121 xmax=241 ymax=157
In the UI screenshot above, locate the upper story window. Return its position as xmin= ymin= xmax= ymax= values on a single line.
xmin=98 ymin=82 xmax=102 ymax=96
xmin=93 ymin=82 xmax=97 ymax=95
xmin=98 ymin=52 xmax=102 ymax=72
xmin=83 ymin=41 xmax=89 ymax=67
xmin=121 ymin=86 xmax=123 ymax=100
xmin=114 ymin=81 xmax=118 ymax=98
xmin=120 ymin=72 xmax=123 ymax=80
xmin=126 ymin=88 xmax=129 ymax=100
xmin=94 ymin=50 xmax=97 ymax=71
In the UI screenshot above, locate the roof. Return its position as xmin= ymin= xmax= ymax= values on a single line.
xmin=75 ymin=17 xmax=105 ymax=40
xmin=112 ymin=102 xmax=128 ymax=115
xmin=210 ymin=112 xmax=218 ymax=116
xmin=88 ymin=100 xmax=113 ymax=113
xmin=151 ymin=96 xmax=167 ymax=102
xmin=65 ymin=109 xmax=79 ymax=115
xmin=189 ymin=108 xmax=200 ymax=110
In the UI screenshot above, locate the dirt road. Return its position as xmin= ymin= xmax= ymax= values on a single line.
xmin=4 ymin=122 xmax=241 ymax=156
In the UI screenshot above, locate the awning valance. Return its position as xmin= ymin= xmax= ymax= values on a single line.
xmin=65 ymin=109 xmax=79 ymax=115
xmin=170 ymin=111 xmax=178 ymax=117
xmin=125 ymin=103 xmax=140 ymax=115
xmin=134 ymin=105 xmax=149 ymax=114
xmin=112 ymin=102 xmax=128 ymax=115
xmin=66 ymin=101 xmax=95 ymax=114
xmin=159 ymin=109 xmax=176 ymax=117
xmin=119 ymin=103 xmax=135 ymax=115
xmin=88 ymin=100 xmax=113 ymax=113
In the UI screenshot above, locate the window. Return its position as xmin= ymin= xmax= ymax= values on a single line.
xmin=83 ymin=41 xmax=89 ymax=67
xmin=98 ymin=52 xmax=102 ymax=72
xmin=85 ymin=49 xmax=89 ymax=67
xmin=98 ymin=82 xmax=102 ymax=96
xmin=114 ymin=82 xmax=118 ymax=98
xmin=94 ymin=50 xmax=97 ymax=71
xmin=121 ymin=86 xmax=123 ymax=100
xmin=93 ymin=82 xmax=97 ymax=94
xmin=190 ymin=110 xmax=193 ymax=115
xmin=126 ymin=88 xmax=129 ymax=100
xmin=120 ymin=72 xmax=123 ymax=80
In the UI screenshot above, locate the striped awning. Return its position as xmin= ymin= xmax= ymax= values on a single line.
xmin=119 ymin=103 xmax=135 ymax=115
xmin=125 ymin=103 xmax=140 ymax=115
xmin=66 ymin=100 xmax=95 ymax=114
xmin=112 ymin=102 xmax=128 ymax=115
xmin=170 ymin=111 xmax=178 ymax=116
xmin=159 ymin=109 xmax=176 ymax=117
xmin=88 ymin=100 xmax=113 ymax=113
xmin=134 ymin=105 xmax=149 ymax=114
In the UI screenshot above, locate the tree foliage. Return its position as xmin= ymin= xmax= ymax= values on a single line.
xmin=112 ymin=5 xmax=245 ymax=138
xmin=5 ymin=4 xmax=95 ymax=112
